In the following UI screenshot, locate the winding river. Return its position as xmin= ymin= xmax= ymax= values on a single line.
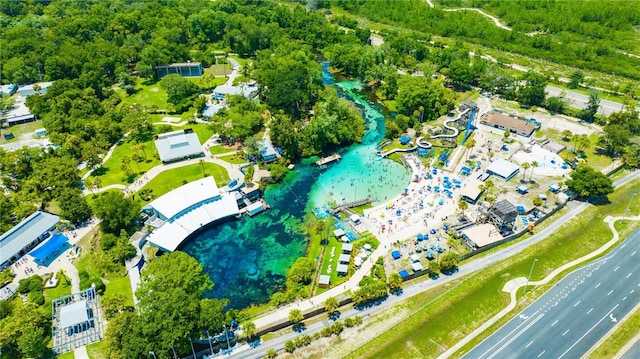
xmin=182 ymin=64 xmax=410 ymax=308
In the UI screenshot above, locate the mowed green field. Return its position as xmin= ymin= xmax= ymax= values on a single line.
xmin=137 ymin=162 xmax=230 ymax=200
xmin=344 ymin=179 xmax=640 ymax=358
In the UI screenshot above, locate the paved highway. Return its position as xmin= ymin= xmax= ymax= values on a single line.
xmin=545 ymin=86 xmax=639 ymax=117
xmin=462 ymin=229 xmax=640 ymax=359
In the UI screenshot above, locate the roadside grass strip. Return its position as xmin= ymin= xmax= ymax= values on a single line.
xmin=345 ymin=180 xmax=640 ymax=358
xmin=587 ymin=303 xmax=640 ymax=358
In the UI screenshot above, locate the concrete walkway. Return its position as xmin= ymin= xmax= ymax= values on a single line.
xmin=74 ymin=345 xmax=89 ymax=359
xmin=439 ymin=214 xmax=640 ymax=358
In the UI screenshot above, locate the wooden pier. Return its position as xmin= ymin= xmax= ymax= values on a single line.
xmin=316 ymin=153 xmax=342 ymax=166
xmin=329 ymin=198 xmax=372 ymax=215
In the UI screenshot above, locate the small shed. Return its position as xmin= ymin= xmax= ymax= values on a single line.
xmin=391 ymin=250 xmax=401 ymax=260
xmin=318 ymin=275 xmax=330 ymax=288
xmin=410 ymin=254 xmax=420 ymax=262
xmin=398 ymin=270 xmax=410 ymax=278
xmin=336 ymin=264 xmax=348 ymax=275
xmin=349 ymin=214 xmax=361 ymax=224
xmin=35 ymin=128 xmax=47 ymax=137
xmin=339 ymin=253 xmax=351 ymax=264
xmin=333 ymin=229 xmax=345 ymax=238
xmin=549 ymin=184 xmax=560 ymax=193
xmin=411 ymin=262 xmax=424 ymax=272
xmin=516 ymin=186 xmax=529 ymax=194
xmin=342 ymin=243 xmax=353 ymax=253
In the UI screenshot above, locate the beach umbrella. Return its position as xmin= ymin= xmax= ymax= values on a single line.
xmin=430 ymin=229 xmax=437 ymax=234
xmin=443 ymin=224 xmax=449 ymax=230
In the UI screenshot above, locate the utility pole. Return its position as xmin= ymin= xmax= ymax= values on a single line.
xmin=524 ymin=258 xmax=538 ymax=294
xmin=622 ymin=193 xmax=638 ymax=224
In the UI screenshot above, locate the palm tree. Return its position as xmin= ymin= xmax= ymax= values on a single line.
xmin=521 ymin=162 xmax=530 ymax=182
xmin=242 ymin=321 xmax=256 ymax=340
xmin=324 ymin=297 xmax=339 ymax=320
xmin=464 ymin=138 xmax=476 ymax=160
xmin=458 ymin=200 xmax=469 ymax=216
xmin=289 ymin=309 xmax=303 ymax=325
xmin=199 ymin=159 xmax=205 ymax=176
xmin=529 ymin=161 xmax=538 ymax=182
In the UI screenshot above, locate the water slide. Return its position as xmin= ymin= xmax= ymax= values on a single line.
xmin=379 ymin=108 xmax=469 ymax=157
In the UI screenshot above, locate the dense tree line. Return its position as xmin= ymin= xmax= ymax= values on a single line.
xmin=331 ymin=0 xmax=640 ymax=80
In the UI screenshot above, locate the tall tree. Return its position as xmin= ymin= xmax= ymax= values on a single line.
xmin=517 ymin=71 xmax=548 ymax=107
xmin=136 ymin=252 xmax=214 ymax=357
xmin=92 ymin=191 xmax=141 ymax=235
xmin=566 ymin=166 xmax=614 ymax=199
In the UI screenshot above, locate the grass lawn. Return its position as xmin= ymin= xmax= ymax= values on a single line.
xmin=0 ymin=119 xmax=45 ymax=144
xmin=137 ymin=162 xmax=230 ymax=200
xmin=89 ymin=138 xmax=160 ymax=187
xmin=346 ymin=179 xmax=640 ymax=358
xmin=102 ymin=275 xmax=134 ymax=307
xmin=43 ymin=274 xmax=73 ymax=309
xmin=86 ymin=340 xmax=108 ymax=359
xmin=189 ymin=123 xmax=216 ymax=144
xmin=210 ymin=145 xmax=235 ymax=155
xmin=219 ymin=152 xmax=247 ymax=165
xmin=117 ymin=79 xmax=169 ymax=110
xmin=204 ymin=63 xmax=233 ymax=77
xmin=588 ymin=306 xmax=640 ymax=358
xmin=56 ymin=351 xmax=74 ymax=359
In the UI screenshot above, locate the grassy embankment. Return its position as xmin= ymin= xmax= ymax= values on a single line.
xmin=343 ymin=179 xmax=640 ymax=358
xmin=588 ymin=305 xmax=640 ymax=358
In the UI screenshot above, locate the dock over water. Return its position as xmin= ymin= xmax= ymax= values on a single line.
xmin=329 ymin=198 xmax=372 ymax=215
xmin=316 ymin=153 xmax=341 ymax=166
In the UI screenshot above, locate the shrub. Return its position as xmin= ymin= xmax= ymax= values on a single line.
xmin=284 ymin=340 xmax=295 ymax=353
xmin=344 ymin=317 xmax=354 ymax=328
xmin=29 ymin=291 xmax=45 ymax=306
xmin=28 ymin=276 xmax=43 ymax=293
xmin=17 ymin=278 xmax=32 ymax=294
xmin=331 ymin=321 xmax=344 ymax=335
xmin=100 ymin=233 xmax=117 ymax=251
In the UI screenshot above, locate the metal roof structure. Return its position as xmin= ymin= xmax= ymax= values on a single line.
xmin=154 ymin=129 xmax=203 ymax=163
xmin=486 ymin=159 xmax=520 ymax=180
xmin=52 ymin=288 xmax=104 ymax=354
xmin=0 ymin=211 xmax=59 ymax=266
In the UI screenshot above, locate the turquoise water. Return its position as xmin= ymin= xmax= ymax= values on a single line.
xmin=182 ymin=64 xmax=410 ymax=308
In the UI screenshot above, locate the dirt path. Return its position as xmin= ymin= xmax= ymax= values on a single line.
xmin=442 ymin=7 xmax=512 ymax=31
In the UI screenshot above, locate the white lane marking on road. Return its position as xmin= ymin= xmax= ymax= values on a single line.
xmin=608 ymin=290 xmax=614 ymax=296
xmin=484 ymin=313 xmax=545 ymax=359
xmin=574 ymin=300 xmax=580 ymax=307
xmin=614 ymin=266 xmax=620 ymax=272
xmin=551 ymin=319 xmax=558 ymax=327
xmin=595 ymin=283 xmax=601 ymax=289
xmin=587 ymin=308 xmax=594 ymax=314
xmin=626 ymin=272 xmax=632 ymax=279
xmin=526 ymin=341 xmax=534 ymax=348
xmin=558 ymin=304 xmax=619 ymax=359
xmin=562 ymin=329 xmax=570 ymax=336
xmin=537 ymin=350 xmax=545 ymax=358
xmin=476 ymin=310 xmax=541 ymax=359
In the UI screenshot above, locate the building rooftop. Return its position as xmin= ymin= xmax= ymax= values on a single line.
xmin=461 ymin=223 xmax=503 ymax=248
xmin=0 ymin=211 xmax=59 ymax=265
xmin=213 ymin=83 xmax=258 ymax=98
xmin=486 ymin=159 xmax=520 ymax=180
xmin=59 ymin=300 xmax=89 ymax=329
xmin=459 ymin=178 xmax=484 ymax=201
xmin=481 ymin=112 xmax=536 ymax=136
xmin=154 ymin=129 xmax=203 ymax=163
xmin=490 ymin=199 xmax=518 ymax=220
xmin=144 ymin=177 xmax=220 ymax=220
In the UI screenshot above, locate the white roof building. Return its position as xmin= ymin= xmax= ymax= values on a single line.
xmin=213 ymin=83 xmax=258 ymax=99
xmin=486 ymin=159 xmax=520 ymax=181
xmin=16 ymin=81 xmax=53 ymax=97
xmin=143 ymin=178 xmax=239 ymax=252
xmin=154 ymin=129 xmax=204 ymax=163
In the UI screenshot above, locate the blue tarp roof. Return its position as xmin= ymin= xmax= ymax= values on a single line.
xmin=391 ymin=250 xmax=401 ymax=259
xmin=30 ymin=233 xmax=68 ymax=263
xmin=398 ymin=270 xmax=410 ymax=278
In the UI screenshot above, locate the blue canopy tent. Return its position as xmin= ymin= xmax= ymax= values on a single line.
xmin=398 ymin=270 xmax=410 ymax=278
xmin=400 ymin=136 xmax=412 ymax=145
xmin=391 ymin=250 xmax=401 ymax=260
xmin=30 ymin=233 xmax=69 ymax=265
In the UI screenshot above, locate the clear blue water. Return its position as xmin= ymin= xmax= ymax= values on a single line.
xmin=182 ymin=63 xmax=410 ymax=308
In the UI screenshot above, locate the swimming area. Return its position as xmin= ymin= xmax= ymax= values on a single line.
xmin=182 ymin=64 xmax=411 ymax=308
